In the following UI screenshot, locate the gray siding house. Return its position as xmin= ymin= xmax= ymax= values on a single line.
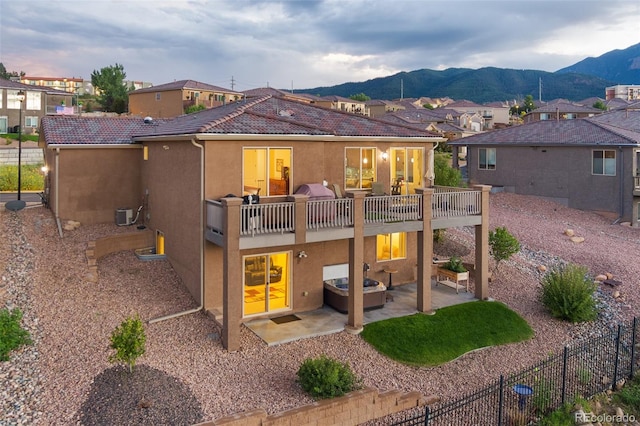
xmin=449 ymin=110 xmax=640 ymax=226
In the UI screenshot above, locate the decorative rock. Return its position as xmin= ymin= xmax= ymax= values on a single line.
xmin=564 ymin=229 xmax=575 ymax=236
xmin=602 ymin=376 xmax=611 ymax=386
xmin=595 ymin=274 xmax=608 ymax=282
xmin=606 ymin=272 xmax=614 ymax=280
xmin=616 ymin=406 xmax=625 ymax=416
xmin=620 ymin=221 xmax=631 ymax=227
xmin=570 ymin=236 xmax=585 ymax=243
xmin=537 ymin=265 xmax=547 ymax=272
xmin=613 ymin=291 xmax=620 ymax=299
xmin=615 ymin=379 xmax=626 ymax=391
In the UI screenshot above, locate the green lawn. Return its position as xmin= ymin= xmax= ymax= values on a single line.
xmin=360 ymin=301 xmax=533 ymax=366
xmin=1 ymin=133 xmax=40 ymax=143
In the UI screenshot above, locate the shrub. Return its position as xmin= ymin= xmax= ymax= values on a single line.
xmin=443 ymin=256 xmax=467 ymax=273
xmin=0 ymin=307 xmax=32 ymax=361
xmin=540 ymin=264 xmax=598 ymax=322
xmin=488 ymin=226 xmax=520 ymax=274
xmin=434 ymin=153 xmax=464 ymax=187
xmin=297 ymin=355 xmax=361 ymax=399
xmin=108 ymin=314 xmax=146 ymax=373
xmin=0 ymin=164 xmax=45 ymax=191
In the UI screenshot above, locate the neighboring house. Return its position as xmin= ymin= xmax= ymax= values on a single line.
xmin=128 ymin=79 xmax=244 ymax=118
xmin=318 ymin=95 xmax=369 ymax=116
xmin=523 ymin=99 xmax=603 ymax=122
xmin=447 ymin=99 xmax=510 ymax=129
xmin=365 ymin=100 xmax=404 ymax=118
xmin=449 ymin=110 xmax=640 ymax=226
xmin=40 ymin=93 xmax=491 ymax=351
xmin=0 ymin=78 xmax=73 ymax=133
xmin=606 ymin=85 xmax=640 ymax=102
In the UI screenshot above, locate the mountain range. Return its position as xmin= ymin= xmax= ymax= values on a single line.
xmin=299 ymin=42 xmax=640 ymax=104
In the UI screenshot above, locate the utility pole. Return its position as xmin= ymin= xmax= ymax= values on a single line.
xmin=539 ymin=77 xmax=542 ymax=103
xmin=401 ymin=79 xmax=404 ymax=100
xmin=231 ymin=76 xmax=235 ymax=90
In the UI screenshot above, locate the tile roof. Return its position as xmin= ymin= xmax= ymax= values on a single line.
xmin=448 ymin=118 xmax=640 ymax=147
xmin=41 ymin=115 xmax=166 ymax=145
xmin=530 ymin=100 xmax=603 ymax=114
xmin=131 ymin=79 xmax=241 ymax=95
xmin=0 ymin=77 xmax=68 ymax=95
xmin=587 ymin=110 xmax=640 ymax=132
xmin=134 ymin=95 xmax=439 ymax=138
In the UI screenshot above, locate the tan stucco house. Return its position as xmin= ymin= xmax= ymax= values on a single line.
xmin=40 ymin=93 xmax=491 ymax=351
xmin=128 ymin=79 xmax=244 ymax=118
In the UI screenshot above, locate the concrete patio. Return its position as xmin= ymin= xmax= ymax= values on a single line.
xmin=245 ymin=280 xmax=477 ymax=346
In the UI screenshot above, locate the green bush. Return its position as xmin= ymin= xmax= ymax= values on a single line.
xmin=488 ymin=226 xmax=520 ymax=274
xmin=0 ymin=164 xmax=45 ymax=191
xmin=0 ymin=307 xmax=32 ymax=361
xmin=297 ymin=355 xmax=361 ymax=399
xmin=442 ymin=255 xmax=467 ymax=273
xmin=108 ymin=314 xmax=146 ymax=373
xmin=185 ymin=104 xmax=206 ymax=114
xmin=540 ymin=264 xmax=598 ymax=322
xmin=434 ymin=153 xmax=464 ymax=187
xmin=615 ymin=378 xmax=640 ymax=411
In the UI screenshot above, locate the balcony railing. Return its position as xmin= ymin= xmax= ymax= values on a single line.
xmin=206 ymin=186 xmax=483 ymax=239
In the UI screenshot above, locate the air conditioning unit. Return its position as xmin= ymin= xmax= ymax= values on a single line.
xmin=115 ymin=208 xmax=133 ymax=226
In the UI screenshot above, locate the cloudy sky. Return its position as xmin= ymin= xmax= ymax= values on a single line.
xmin=1 ymin=0 xmax=638 ymax=91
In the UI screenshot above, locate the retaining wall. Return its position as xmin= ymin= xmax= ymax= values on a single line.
xmin=195 ymin=387 xmax=437 ymax=426
xmin=0 ymin=148 xmax=44 ymax=166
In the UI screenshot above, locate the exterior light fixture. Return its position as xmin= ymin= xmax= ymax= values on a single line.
xmin=381 ymin=151 xmax=388 ymax=162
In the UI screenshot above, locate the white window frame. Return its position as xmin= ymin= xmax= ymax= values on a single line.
xmin=26 ymin=91 xmax=41 ymax=110
xmin=478 ymin=148 xmax=496 ymax=170
xmin=25 ymin=116 xmax=38 ymax=128
xmin=592 ymin=149 xmax=616 ymax=176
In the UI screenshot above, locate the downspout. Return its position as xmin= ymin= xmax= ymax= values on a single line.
xmin=55 ymin=148 xmax=63 ymax=238
xmin=614 ymin=147 xmax=624 ymax=224
xmin=149 ymin=138 xmax=204 ymax=323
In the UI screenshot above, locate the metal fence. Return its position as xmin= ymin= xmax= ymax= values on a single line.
xmin=389 ymin=318 xmax=638 ymax=426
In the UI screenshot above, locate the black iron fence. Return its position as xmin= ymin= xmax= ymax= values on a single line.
xmin=389 ymin=317 xmax=638 ymax=425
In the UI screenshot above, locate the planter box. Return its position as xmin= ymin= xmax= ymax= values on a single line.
xmin=436 ymin=267 xmax=469 ymax=294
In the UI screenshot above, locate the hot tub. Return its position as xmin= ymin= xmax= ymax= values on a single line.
xmin=323 ymin=277 xmax=387 ymax=313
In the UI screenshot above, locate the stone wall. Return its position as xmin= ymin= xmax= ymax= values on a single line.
xmin=85 ymin=230 xmax=155 ymax=282
xmin=0 ymin=148 xmax=44 ymax=166
xmin=194 ymin=387 xmax=438 ymax=426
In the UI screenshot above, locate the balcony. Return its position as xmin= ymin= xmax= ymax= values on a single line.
xmin=205 ymin=186 xmax=485 ymax=249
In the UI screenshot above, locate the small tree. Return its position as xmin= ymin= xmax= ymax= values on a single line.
xmin=434 ymin=153 xmax=463 ymax=187
xmin=0 ymin=308 xmax=32 ymax=361
xmin=488 ymin=226 xmax=520 ymax=275
xmin=349 ymin=93 xmax=370 ymax=102
xmin=109 ymin=314 xmax=146 ymax=373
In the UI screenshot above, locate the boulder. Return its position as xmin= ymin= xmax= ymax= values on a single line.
xmin=570 ymin=236 xmax=585 ymax=243
xmin=595 ymin=274 xmax=607 ymax=282
xmin=564 ymin=229 xmax=575 ymax=236
xmin=537 ymin=265 xmax=547 ymax=272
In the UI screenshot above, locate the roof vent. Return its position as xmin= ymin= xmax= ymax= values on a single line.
xmin=143 ymin=116 xmax=153 ymax=124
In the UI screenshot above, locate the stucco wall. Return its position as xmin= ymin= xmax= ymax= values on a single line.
xmin=141 ymin=140 xmax=203 ymax=305
xmin=46 ymin=146 xmax=142 ymax=225
xmin=467 ymin=145 xmax=633 ymax=220
xmin=129 ymin=90 xmax=185 ymax=118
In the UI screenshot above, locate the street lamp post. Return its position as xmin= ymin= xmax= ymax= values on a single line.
xmin=17 ymin=90 xmax=25 ymax=201
xmin=6 ymin=90 xmax=26 ymax=211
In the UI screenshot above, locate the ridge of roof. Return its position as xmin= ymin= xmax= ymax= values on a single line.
xmin=196 ymin=95 xmax=272 ymax=133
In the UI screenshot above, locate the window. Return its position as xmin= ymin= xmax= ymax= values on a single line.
xmin=376 ymin=233 xmax=406 ymax=261
xmin=6 ymin=90 xmax=23 ymax=109
xmin=345 ymin=147 xmax=376 ymax=189
xmin=243 ymin=148 xmax=292 ymax=196
xmin=155 ymin=92 xmax=161 ymax=101
xmin=592 ymin=150 xmax=615 ymax=176
xmin=390 ymin=148 xmax=424 ymax=194
xmin=540 ymin=113 xmax=549 ymax=120
xmin=26 ymin=91 xmax=41 ymax=110
xmin=478 ymin=148 xmax=496 ymax=170
xmin=25 ymin=116 xmax=38 ymax=128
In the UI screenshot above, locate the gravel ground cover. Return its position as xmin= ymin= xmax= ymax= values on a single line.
xmin=1 ymin=192 xmax=639 ymax=425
